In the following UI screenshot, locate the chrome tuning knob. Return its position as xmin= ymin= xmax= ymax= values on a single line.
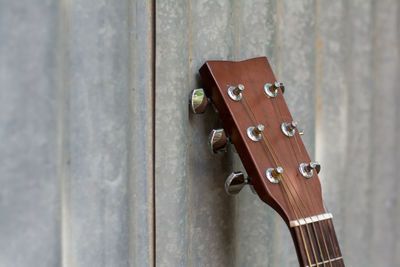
xmin=247 ymin=124 xmax=264 ymax=142
xmin=225 ymin=171 xmax=248 ymax=195
xmin=281 ymin=121 xmax=298 ymax=137
xmin=264 ymin=81 xmax=285 ymax=98
xmin=227 ymin=84 xmax=244 ymax=101
xmin=190 ymin=88 xmax=209 ymax=114
xmin=299 ymin=161 xmax=321 ymax=178
xmin=266 ymin=167 xmax=284 ymax=183
xmin=209 ymin=128 xmax=228 ymax=154
xmin=225 ymin=172 xmax=257 ymax=195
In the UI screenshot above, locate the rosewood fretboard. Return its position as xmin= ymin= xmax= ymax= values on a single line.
xmin=291 ymin=218 xmax=344 ymax=267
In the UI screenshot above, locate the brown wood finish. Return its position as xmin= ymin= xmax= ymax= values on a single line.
xmin=199 ymin=57 xmax=344 ymax=267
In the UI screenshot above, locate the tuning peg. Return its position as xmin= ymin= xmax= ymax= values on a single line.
xmin=299 ymin=161 xmax=321 ymax=178
xmin=281 ymin=121 xmax=298 ymax=137
xmin=247 ymin=124 xmax=264 ymax=142
xmin=209 ymin=128 xmax=228 ymax=154
xmin=190 ymin=88 xmax=209 ymax=114
xmin=266 ymin=166 xmax=284 ymax=183
xmin=264 ymin=81 xmax=285 ymax=98
xmin=227 ymin=84 xmax=245 ymax=101
xmin=225 ymin=171 xmax=249 ymax=195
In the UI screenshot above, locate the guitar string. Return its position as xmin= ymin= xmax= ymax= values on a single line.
xmin=238 ymin=90 xmax=313 ymax=266
xmin=270 ymin=93 xmax=332 ymax=266
xmin=292 ymin=135 xmax=335 ymax=266
xmin=240 ymin=95 xmax=317 ymax=267
xmin=271 ymin=95 xmax=335 ymax=265
xmin=237 ymin=66 xmax=320 ymax=266
xmin=257 ymin=130 xmax=320 ymax=267
xmin=235 ymin=62 xmax=324 ymax=266
xmin=318 ymin=199 xmax=340 ymax=261
xmin=325 ymin=220 xmax=343 ymax=266
xmin=292 ymin=135 xmax=341 ymax=264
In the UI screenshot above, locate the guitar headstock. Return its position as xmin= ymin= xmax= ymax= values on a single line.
xmin=192 ymin=57 xmax=325 ymax=225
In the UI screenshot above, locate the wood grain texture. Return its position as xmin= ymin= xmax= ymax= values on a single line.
xmin=200 ymin=57 xmax=325 ymax=222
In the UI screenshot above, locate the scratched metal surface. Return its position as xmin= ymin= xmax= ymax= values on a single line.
xmin=0 ymin=0 xmax=153 ymax=267
xmin=156 ymin=1 xmax=400 ymax=267
xmin=0 ymin=0 xmax=399 ymax=267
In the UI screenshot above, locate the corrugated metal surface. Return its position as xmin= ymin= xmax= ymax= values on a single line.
xmin=0 ymin=0 xmax=153 ymax=267
xmin=0 ymin=0 xmax=399 ymax=266
xmin=156 ymin=1 xmax=400 ymax=267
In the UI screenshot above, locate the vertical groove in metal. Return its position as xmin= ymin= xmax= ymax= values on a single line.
xmin=370 ymin=1 xmax=399 ymax=265
xmin=57 ymin=0 xmax=154 ymax=266
xmin=342 ymin=1 xmax=374 ymax=266
xmin=1 ymin=0 xmax=400 ymax=266
xmin=396 ymin=4 xmax=400 ymax=265
xmin=155 ymin=1 xmax=191 ymax=266
xmin=57 ymin=0 xmax=71 ymax=266
xmin=314 ymin=0 xmax=348 ymax=262
xmin=152 ymin=0 xmax=156 ymax=265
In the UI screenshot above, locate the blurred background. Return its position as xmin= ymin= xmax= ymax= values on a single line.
xmin=0 ymin=0 xmax=399 ymax=266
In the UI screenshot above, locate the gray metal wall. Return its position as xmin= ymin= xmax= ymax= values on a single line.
xmin=0 ymin=0 xmax=399 ymax=266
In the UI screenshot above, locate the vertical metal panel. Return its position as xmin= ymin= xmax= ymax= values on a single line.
xmin=156 ymin=1 xmax=319 ymax=267
xmin=317 ymin=1 xmax=400 ymax=266
xmin=0 ymin=1 xmax=61 ymax=267
xmin=315 ymin=0 xmax=348 ymax=234
xmin=156 ymin=1 xmax=237 ymax=266
xmin=1 ymin=0 xmax=400 ymax=266
xmin=370 ymin=1 xmax=399 ymax=265
xmin=339 ymin=1 xmax=374 ymax=266
xmin=315 ymin=0 xmax=349 ymax=263
xmin=189 ymin=1 xmax=237 ymax=266
xmin=62 ymin=0 xmax=153 ymax=266
xmin=157 ymin=1 xmax=400 ymax=267
xmin=0 ymin=0 xmax=153 ymax=266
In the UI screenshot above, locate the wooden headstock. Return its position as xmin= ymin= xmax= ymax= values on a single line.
xmin=198 ymin=57 xmax=325 ymax=225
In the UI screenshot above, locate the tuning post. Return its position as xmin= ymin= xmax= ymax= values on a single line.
xmin=225 ymin=171 xmax=248 ymax=195
xmin=247 ymin=124 xmax=264 ymax=142
xmin=227 ymin=84 xmax=244 ymax=101
xmin=225 ymin=171 xmax=256 ymax=195
xmin=299 ymin=162 xmax=321 ymax=178
xmin=281 ymin=121 xmax=298 ymax=137
xmin=264 ymin=81 xmax=285 ymax=98
xmin=190 ymin=88 xmax=209 ymax=114
xmin=209 ymin=128 xmax=228 ymax=154
xmin=266 ymin=167 xmax=284 ymax=184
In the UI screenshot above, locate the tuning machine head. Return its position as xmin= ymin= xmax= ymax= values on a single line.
xmin=264 ymin=81 xmax=285 ymax=98
xmin=247 ymin=124 xmax=264 ymax=142
xmin=281 ymin=121 xmax=298 ymax=137
xmin=266 ymin=167 xmax=284 ymax=183
xmin=227 ymin=84 xmax=244 ymax=101
xmin=190 ymin=88 xmax=209 ymax=114
xmin=299 ymin=162 xmax=321 ymax=178
xmin=225 ymin=171 xmax=256 ymax=195
xmin=209 ymin=128 xmax=228 ymax=154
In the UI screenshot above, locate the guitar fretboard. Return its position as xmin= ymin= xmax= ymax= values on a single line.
xmin=291 ymin=218 xmax=344 ymax=267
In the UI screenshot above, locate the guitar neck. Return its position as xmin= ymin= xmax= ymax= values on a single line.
xmin=194 ymin=57 xmax=345 ymax=267
xmin=290 ymin=218 xmax=344 ymax=267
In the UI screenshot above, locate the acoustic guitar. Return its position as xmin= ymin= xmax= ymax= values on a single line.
xmin=190 ymin=57 xmax=344 ymax=267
